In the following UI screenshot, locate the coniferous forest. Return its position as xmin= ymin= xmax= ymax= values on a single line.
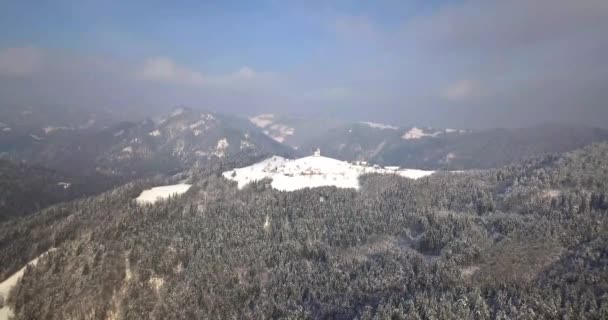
xmin=1 ymin=143 xmax=607 ymax=319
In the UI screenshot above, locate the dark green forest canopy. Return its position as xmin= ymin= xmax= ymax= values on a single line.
xmin=2 ymin=143 xmax=608 ymax=319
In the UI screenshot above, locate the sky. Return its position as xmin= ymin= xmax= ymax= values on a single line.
xmin=0 ymin=0 xmax=607 ymax=129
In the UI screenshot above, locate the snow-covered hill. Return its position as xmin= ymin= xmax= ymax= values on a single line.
xmin=222 ymin=154 xmax=435 ymax=191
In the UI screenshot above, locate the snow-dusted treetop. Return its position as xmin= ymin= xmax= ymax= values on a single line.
xmin=223 ymin=155 xmax=435 ymax=192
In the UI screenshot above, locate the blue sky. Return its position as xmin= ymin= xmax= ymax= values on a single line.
xmin=0 ymin=0 xmax=607 ymax=128
xmin=0 ymin=1 xmax=428 ymax=69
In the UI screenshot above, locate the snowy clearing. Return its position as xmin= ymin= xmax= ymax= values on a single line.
xmin=149 ymin=129 xmax=161 ymax=137
xmin=249 ymin=114 xmax=294 ymax=142
xmin=360 ymin=121 xmax=399 ymax=130
xmin=223 ymin=155 xmax=435 ymax=191
xmin=249 ymin=114 xmax=275 ymax=128
xmin=30 ymin=134 xmax=44 ymax=141
xmin=402 ymin=127 xmax=443 ymax=140
xmin=135 ymin=184 xmax=192 ymax=205
xmin=57 ymin=182 xmax=71 ymax=189
xmin=0 ymin=249 xmax=56 ymax=320
xmin=213 ymin=138 xmax=229 ymax=157
xmin=43 ymin=126 xmax=70 ymax=134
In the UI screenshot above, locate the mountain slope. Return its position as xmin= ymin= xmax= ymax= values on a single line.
xmin=0 ymin=159 xmax=118 ymax=222
xmin=301 ymin=123 xmax=608 ymax=170
xmin=2 ymin=143 xmax=608 ymax=319
xmin=1 ymin=108 xmax=294 ymax=180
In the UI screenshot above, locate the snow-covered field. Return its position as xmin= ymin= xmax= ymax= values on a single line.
xmin=249 ymin=114 xmax=295 ymax=143
xmin=223 ymin=155 xmax=435 ymax=191
xmin=360 ymin=121 xmax=399 ymax=130
xmin=0 ymin=249 xmax=56 ymax=320
xmin=135 ymin=184 xmax=192 ymax=205
xmin=402 ymin=127 xmax=442 ymax=140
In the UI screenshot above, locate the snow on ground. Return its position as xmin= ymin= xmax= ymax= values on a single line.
xmin=249 ymin=114 xmax=275 ymax=128
xmin=266 ymin=124 xmax=294 ymax=143
xmin=223 ymin=155 xmax=435 ymax=191
xmin=122 ymin=146 xmax=133 ymax=153
xmin=213 ymin=138 xmax=229 ymax=157
xmin=30 ymin=134 xmax=44 ymax=141
xmin=43 ymin=126 xmax=71 ymax=134
xmin=135 ymin=184 xmax=192 ymax=205
xmin=171 ymin=108 xmax=185 ymax=117
xmin=149 ymin=129 xmax=161 ymax=137
xmin=402 ymin=127 xmax=442 ymax=140
xmin=0 ymin=249 xmax=56 ymax=320
xmin=249 ymin=114 xmax=294 ymax=143
xmin=57 ymin=182 xmax=71 ymax=189
xmin=360 ymin=121 xmax=399 ymax=130
xmin=240 ymin=139 xmax=254 ymax=150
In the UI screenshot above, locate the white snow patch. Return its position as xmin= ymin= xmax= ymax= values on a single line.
xmin=171 ymin=108 xmax=185 ymax=117
xmin=122 ymin=146 xmax=133 ymax=153
xmin=0 ymin=249 xmax=56 ymax=320
xmin=249 ymin=114 xmax=275 ymax=128
xmin=402 ymin=127 xmax=442 ymax=140
xmin=240 ymin=139 xmax=254 ymax=149
xmin=267 ymin=123 xmax=294 ymax=143
xmin=149 ymin=129 xmax=161 ymax=137
xmin=542 ymin=189 xmax=561 ymax=199
xmin=189 ymin=120 xmax=205 ymax=129
xmin=43 ymin=126 xmax=70 ymax=134
xmin=193 ymin=130 xmax=202 ymax=136
xmin=114 ymin=129 xmax=125 ymax=137
xmin=263 ymin=215 xmax=271 ymax=231
xmin=149 ymin=277 xmax=164 ymax=293
xmin=360 ymin=121 xmax=398 ymax=130
xmin=213 ymin=138 xmax=229 ymax=157
xmin=223 ymin=155 xmax=435 ymax=191
xmin=201 ymin=113 xmax=215 ymax=121
xmin=135 ymin=184 xmax=192 ymax=205
xmin=30 ymin=134 xmax=43 ymax=141
xmin=57 ymin=182 xmax=71 ymax=189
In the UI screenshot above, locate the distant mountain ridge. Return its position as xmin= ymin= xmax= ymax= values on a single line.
xmin=298 ymin=122 xmax=608 ymax=170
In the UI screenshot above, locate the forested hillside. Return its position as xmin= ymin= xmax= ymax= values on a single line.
xmin=0 ymin=159 xmax=121 ymax=222
xmin=1 ymin=108 xmax=293 ymax=179
xmin=1 ymin=143 xmax=607 ymax=319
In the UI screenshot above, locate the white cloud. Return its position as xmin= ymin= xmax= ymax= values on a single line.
xmin=0 ymin=47 xmax=43 ymax=76
xmin=233 ymin=66 xmax=255 ymax=79
xmin=136 ymin=58 xmax=260 ymax=88
xmin=442 ymin=79 xmax=477 ymax=102
xmin=136 ymin=57 xmax=205 ymax=86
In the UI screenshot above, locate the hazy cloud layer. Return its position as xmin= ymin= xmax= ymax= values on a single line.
xmin=0 ymin=0 xmax=607 ymax=128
